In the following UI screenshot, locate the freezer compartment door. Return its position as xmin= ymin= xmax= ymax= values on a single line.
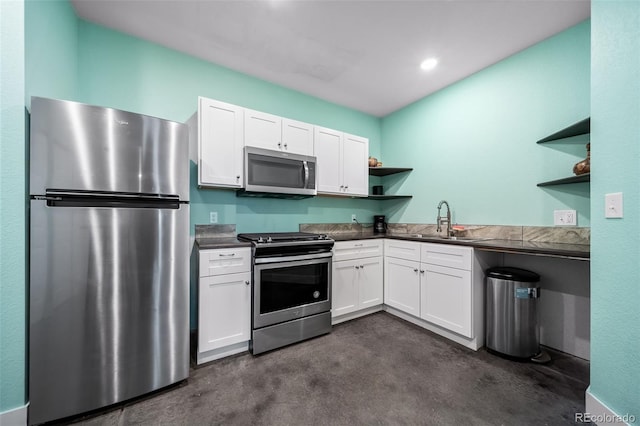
xmin=29 ymin=97 xmax=189 ymax=200
xmin=29 ymin=200 xmax=190 ymax=424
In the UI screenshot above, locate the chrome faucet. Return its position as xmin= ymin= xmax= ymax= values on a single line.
xmin=436 ymin=200 xmax=452 ymax=238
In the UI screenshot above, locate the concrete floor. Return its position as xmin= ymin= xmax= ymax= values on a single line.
xmin=70 ymin=312 xmax=590 ymax=425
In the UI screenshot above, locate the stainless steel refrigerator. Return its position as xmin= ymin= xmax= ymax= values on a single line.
xmin=28 ymin=97 xmax=190 ymax=425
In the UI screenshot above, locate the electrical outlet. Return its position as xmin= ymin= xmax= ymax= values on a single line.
xmin=209 ymin=211 xmax=218 ymax=224
xmin=605 ymin=192 xmax=623 ymax=218
xmin=553 ymin=210 xmax=577 ymax=226
xmin=351 ymin=214 xmax=357 ymax=223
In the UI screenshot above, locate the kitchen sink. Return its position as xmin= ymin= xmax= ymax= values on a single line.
xmin=448 ymin=236 xmax=489 ymax=242
xmin=408 ymin=234 xmax=491 ymax=243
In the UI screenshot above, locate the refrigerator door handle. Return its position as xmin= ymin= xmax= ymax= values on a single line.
xmin=33 ymin=195 xmax=63 ymax=201
xmin=45 ymin=190 xmax=181 ymax=201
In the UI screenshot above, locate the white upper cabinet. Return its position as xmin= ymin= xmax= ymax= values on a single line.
xmin=244 ymin=109 xmax=282 ymax=151
xmin=245 ymin=109 xmax=314 ymax=156
xmin=342 ymin=133 xmax=369 ymax=196
xmin=190 ymin=96 xmax=367 ymax=191
xmin=314 ymin=126 xmax=368 ymax=197
xmin=192 ymin=97 xmax=244 ymax=188
xmin=314 ymin=126 xmax=343 ymax=193
xmin=282 ymin=118 xmax=314 ymax=155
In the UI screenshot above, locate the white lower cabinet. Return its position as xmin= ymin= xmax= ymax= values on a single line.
xmin=197 ymin=247 xmax=251 ymax=364
xmin=332 ymin=240 xmax=383 ymax=321
xmin=419 ymin=243 xmax=473 ymax=338
xmin=383 ymin=256 xmax=421 ymax=317
xmin=420 ymin=263 xmax=472 ymax=338
xmin=383 ymin=239 xmax=486 ymax=349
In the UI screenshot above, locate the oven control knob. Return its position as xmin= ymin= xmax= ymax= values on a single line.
xmin=258 ymin=237 xmax=264 ymax=243
xmin=267 ymin=237 xmax=273 ymax=243
xmin=313 ymin=291 xmax=320 ymax=299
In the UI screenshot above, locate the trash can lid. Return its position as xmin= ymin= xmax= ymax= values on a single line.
xmin=486 ymin=267 xmax=540 ymax=282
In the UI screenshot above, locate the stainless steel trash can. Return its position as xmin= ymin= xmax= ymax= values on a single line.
xmin=486 ymin=267 xmax=540 ymax=358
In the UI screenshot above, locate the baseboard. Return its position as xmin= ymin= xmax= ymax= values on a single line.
xmin=384 ymin=306 xmax=482 ymax=351
xmin=0 ymin=403 xmax=28 ymax=426
xmin=331 ymin=305 xmax=384 ymax=325
xmin=196 ymin=341 xmax=249 ymax=365
xmin=584 ymin=387 xmax=636 ymax=425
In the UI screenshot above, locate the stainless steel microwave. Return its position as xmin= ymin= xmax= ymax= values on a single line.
xmin=240 ymin=146 xmax=317 ymax=198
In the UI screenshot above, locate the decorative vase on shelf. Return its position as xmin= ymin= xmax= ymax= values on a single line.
xmin=573 ymin=143 xmax=590 ymax=176
xmin=368 ymin=156 xmax=378 ymax=167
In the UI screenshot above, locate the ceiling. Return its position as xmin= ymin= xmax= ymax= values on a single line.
xmin=71 ymin=0 xmax=590 ymax=117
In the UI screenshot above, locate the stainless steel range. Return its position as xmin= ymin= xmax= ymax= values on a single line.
xmin=237 ymin=232 xmax=334 ymax=355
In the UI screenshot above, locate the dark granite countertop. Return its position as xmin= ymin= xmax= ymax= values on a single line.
xmin=327 ymin=232 xmax=590 ymax=260
xmin=196 ymin=237 xmax=252 ymax=250
xmin=195 ymin=232 xmax=589 ymax=260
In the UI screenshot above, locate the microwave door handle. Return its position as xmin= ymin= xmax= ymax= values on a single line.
xmin=303 ymin=161 xmax=310 ymax=188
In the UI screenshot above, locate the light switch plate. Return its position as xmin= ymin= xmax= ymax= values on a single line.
xmin=554 ymin=210 xmax=577 ymax=226
xmin=209 ymin=211 xmax=218 ymax=223
xmin=605 ymin=192 xmax=623 ymax=218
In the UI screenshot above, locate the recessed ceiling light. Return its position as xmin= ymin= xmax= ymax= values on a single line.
xmin=420 ymin=58 xmax=438 ymax=71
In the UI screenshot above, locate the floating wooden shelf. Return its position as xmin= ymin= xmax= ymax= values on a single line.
xmin=537 ymin=118 xmax=590 ymax=143
xmin=368 ymin=167 xmax=413 ymax=176
xmin=366 ymin=195 xmax=413 ymax=200
xmin=537 ymin=173 xmax=590 ymax=187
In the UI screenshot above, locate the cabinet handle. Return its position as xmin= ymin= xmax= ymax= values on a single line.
xmin=340 ymin=185 xmax=344 ymax=189
xmin=414 ymin=268 xmax=419 ymax=273
xmin=420 ymin=270 xmax=425 ymax=274
xmin=219 ymin=253 xmax=236 ymax=257
xmin=278 ymin=142 xmax=282 ymax=148
xmin=284 ymin=143 xmax=288 ymax=149
xmin=245 ymin=280 xmax=250 ymax=285
xmin=236 ymin=175 xmax=240 ymax=180
xmin=360 ymin=265 xmax=364 ymax=268
xmin=355 ymin=266 xmax=360 ymax=269
xmin=344 ymin=185 xmax=349 ymax=190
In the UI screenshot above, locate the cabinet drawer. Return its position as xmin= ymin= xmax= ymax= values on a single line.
xmin=333 ymin=239 xmax=383 ymax=262
xmin=384 ymin=239 xmax=421 ymax=262
xmin=199 ymin=247 xmax=252 ymax=277
xmin=421 ymin=243 xmax=472 ymax=270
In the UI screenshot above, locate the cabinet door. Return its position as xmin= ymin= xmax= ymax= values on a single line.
xmin=199 ymin=98 xmax=244 ymax=187
xmin=332 ymin=259 xmax=359 ymax=317
xmin=420 ymin=263 xmax=472 ymax=338
xmin=314 ymin=126 xmax=343 ymax=194
xmin=342 ymin=133 xmax=369 ymax=196
xmin=244 ymin=109 xmax=282 ymax=151
xmin=198 ymin=272 xmax=251 ymax=353
xmin=358 ymin=257 xmax=383 ymax=309
xmin=282 ymin=118 xmax=314 ymax=155
xmin=384 ymin=257 xmax=420 ymax=316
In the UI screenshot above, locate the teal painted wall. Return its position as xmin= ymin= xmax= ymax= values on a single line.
xmin=381 ymin=21 xmax=591 ymax=226
xmin=590 ymin=0 xmax=640 ymax=421
xmin=0 ymin=0 xmax=79 ymax=414
xmin=25 ymin=0 xmax=78 ymax=106
xmin=0 ymin=0 xmax=26 ymax=413
xmin=76 ymin=21 xmax=383 ymax=234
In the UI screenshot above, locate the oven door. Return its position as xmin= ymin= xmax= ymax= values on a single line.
xmin=253 ymin=253 xmax=331 ymax=329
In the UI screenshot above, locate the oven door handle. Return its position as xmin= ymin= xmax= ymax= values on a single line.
xmin=254 ymin=252 xmax=333 ymax=264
